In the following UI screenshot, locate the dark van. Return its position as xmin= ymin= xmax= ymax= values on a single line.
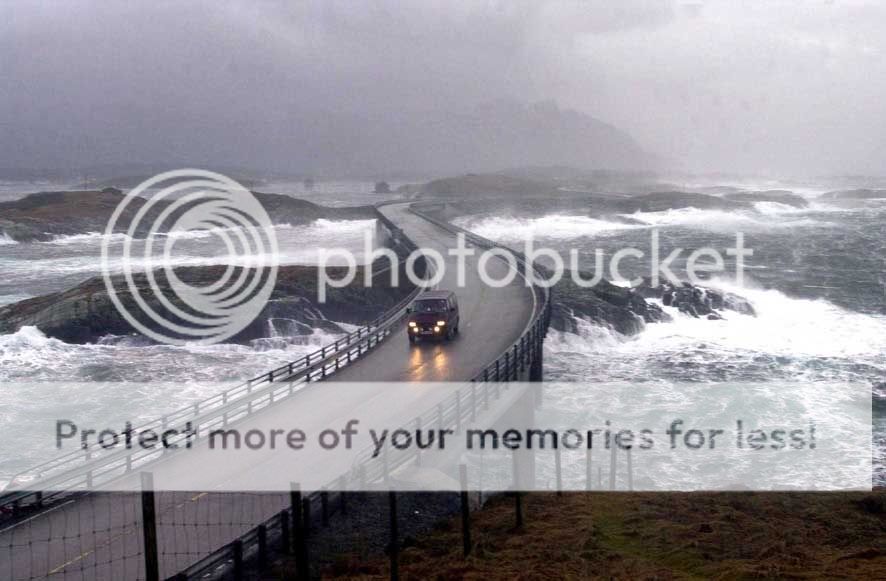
xmin=406 ymin=290 xmax=460 ymax=343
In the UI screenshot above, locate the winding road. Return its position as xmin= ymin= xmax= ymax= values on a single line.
xmin=0 ymin=203 xmax=538 ymax=580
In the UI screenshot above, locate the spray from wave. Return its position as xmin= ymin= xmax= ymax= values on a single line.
xmin=456 ymin=207 xmax=827 ymax=242
xmin=546 ymin=280 xmax=886 ymax=383
xmin=453 ymin=214 xmax=644 ymax=242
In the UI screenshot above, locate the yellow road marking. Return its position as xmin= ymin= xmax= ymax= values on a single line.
xmin=46 ymin=491 xmax=212 ymax=576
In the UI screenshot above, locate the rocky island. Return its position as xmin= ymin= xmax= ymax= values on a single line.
xmin=0 ymin=188 xmax=377 ymax=243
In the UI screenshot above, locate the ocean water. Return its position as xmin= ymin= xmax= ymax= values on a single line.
xmin=0 ymin=181 xmax=385 ymax=477
xmin=1 ymin=177 xmax=883 ymax=484
xmin=455 ymin=188 xmax=886 ymax=484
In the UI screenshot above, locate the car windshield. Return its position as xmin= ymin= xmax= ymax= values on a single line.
xmin=412 ymin=299 xmax=447 ymax=313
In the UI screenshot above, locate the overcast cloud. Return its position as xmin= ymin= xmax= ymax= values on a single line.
xmin=1 ymin=0 xmax=884 ymax=176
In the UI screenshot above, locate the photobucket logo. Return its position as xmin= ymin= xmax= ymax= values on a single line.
xmin=100 ymin=170 xmax=279 ymax=345
xmin=317 ymin=229 xmax=753 ymax=301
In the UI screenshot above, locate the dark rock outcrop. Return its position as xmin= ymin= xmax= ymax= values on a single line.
xmin=0 ymin=263 xmax=417 ymax=344
xmin=422 ymin=174 xmax=552 ymax=197
xmin=550 ymin=273 xmax=671 ymax=336
xmin=0 ymin=190 xmax=375 ymax=243
xmin=635 ymin=278 xmax=756 ymax=319
xmin=616 ymin=191 xmax=748 ymax=213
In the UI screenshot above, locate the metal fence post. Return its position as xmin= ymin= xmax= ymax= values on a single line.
xmin=140 ymin=472 xmax=160 ymax=581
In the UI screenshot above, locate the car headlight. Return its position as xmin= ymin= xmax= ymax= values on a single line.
xmin=433 ymin=326 xmax=440 ymax=333
xmin=436 ymin=321 xmax=445 ymax=326
xmin=408 ymin=321 xmax=417 ymax=327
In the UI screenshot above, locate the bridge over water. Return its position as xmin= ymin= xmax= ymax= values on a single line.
xmin=0 ymin=203 xmax=551 ymax=580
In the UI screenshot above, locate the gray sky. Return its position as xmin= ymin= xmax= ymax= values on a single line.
xmin=2 ymin=0 xmax=884 ymax=176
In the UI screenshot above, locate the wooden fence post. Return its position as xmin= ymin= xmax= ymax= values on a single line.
xmin=291 ymin=483 xmax=309 ymax=579
xmin=514 ymin=492 xmax=524 ymax=528
xmin=459 ymin=464 xmax=471 ymax=557
xmin=140 ymin=472 xmax=159 ymax=581
xmin=231 ymin=539 xmax=244 ymax=580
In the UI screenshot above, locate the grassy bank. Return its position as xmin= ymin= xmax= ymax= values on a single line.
xmin=284 ymin=491 xmax=886 ymax=580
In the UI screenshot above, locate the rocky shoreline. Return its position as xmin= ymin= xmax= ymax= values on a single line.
xmin=0 ymin=262 xmax=417 ymax=345
xmin=0 ymin=188 xmax=377 ymax=243
xmin=549 ymin=273 xmax=754 ymax=336
xmin=0 ymin=258 xmax=753 ymax=346
xmin=0 ymin=180 xmax=762 ymax=346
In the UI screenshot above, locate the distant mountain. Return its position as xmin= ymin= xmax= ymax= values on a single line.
xmin=335 ymin=100 xmax=656 ymax=175
xmin=0 ymin=100 xmax=655 ymax=178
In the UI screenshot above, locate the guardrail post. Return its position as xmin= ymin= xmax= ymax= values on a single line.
xmin=586 ymin=446 xmax=593 ymax=491
xmin=520 ymin=337 xmax=526 ymax=372
xmin=512 ymin=345 xmax=519 ymax=378
xmin=140 ymin=472 xmax=160 ymax=581
xmin=529 ymin=334 xmax=543 ymax=382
